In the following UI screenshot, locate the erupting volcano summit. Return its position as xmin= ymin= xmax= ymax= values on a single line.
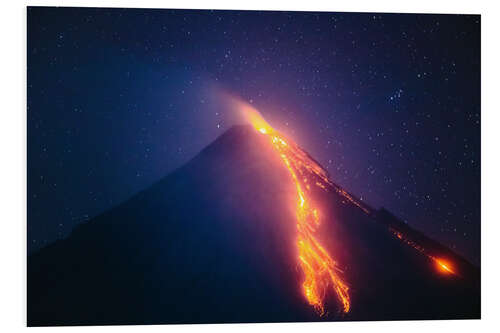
xmin=28 ymin=110 xmax=480 ymax=326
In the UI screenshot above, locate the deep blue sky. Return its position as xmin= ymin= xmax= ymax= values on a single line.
xmin=27 ymin=7 xmax=480 ymax=264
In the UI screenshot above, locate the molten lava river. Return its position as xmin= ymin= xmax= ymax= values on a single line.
xmin=250 ymin=122 xmax=350 ymax=316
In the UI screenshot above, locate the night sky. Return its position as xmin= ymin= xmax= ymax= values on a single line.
xmin=27 ymin=7 xmax=480 ymax=264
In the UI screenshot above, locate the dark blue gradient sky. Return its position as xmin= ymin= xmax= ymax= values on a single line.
xmin=27 ymin=7 xmax=480 ymax=263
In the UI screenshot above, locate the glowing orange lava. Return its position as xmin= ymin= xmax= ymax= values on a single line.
xmin=389 ymin=228 xmax=456 ymax=276
xmin=432 ymin=257 xmax=455 ymax=275
xmin=243 ymin=108 xmax=350 ymax=315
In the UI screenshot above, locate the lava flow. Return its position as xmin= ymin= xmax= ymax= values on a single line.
xmin=244 ymin=108 xmax=350 ymax=315
xmin=389 ymin=228 xmax=456 ymax=276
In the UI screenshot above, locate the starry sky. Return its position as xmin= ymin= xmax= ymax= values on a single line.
xmin=27 ymin=7 xmax=480 ymax=264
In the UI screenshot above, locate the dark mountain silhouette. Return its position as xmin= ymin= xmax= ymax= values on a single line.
xmin=28 ymin=125 xmax=480 ymax=326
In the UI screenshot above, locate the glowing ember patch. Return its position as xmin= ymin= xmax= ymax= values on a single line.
xmin=389 ymin=228 xmax=456 ymax=276
xmin=433 ymin=258 xmax=454 ymax=274
xmin=244 ymin=110 xmax=350 ymax=315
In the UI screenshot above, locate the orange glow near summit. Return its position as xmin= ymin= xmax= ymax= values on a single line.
xmin=240 ymin=102 xmax=350 ymax=315
xmin=239 ymin=102 xmax=273 ymax=135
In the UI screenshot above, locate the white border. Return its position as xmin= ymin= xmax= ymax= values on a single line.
xmin=22 ymin=0 xmax=483 ymax=14
xmin=2 ymin=1 xmax=499 ymax=332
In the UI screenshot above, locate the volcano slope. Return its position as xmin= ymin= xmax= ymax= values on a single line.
xmin=28 ymin=125 xmax=480 ymax=326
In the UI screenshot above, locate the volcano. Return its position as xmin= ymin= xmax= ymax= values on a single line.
xmin=27 ymin=124 xmax=480 ymax=326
